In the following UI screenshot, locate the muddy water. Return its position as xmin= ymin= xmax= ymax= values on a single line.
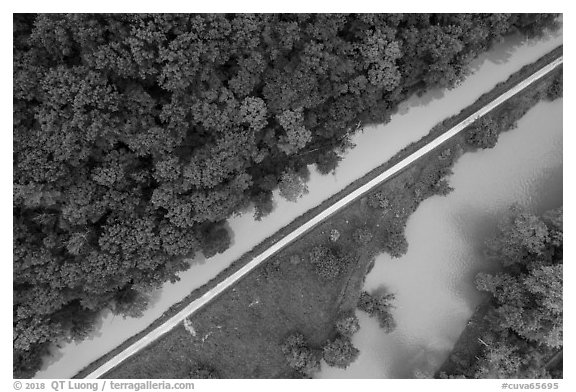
xmin=35 ymin=27 xmax=562 ymax=378
xmin=318 ymin=99 xmax=563 ymax=378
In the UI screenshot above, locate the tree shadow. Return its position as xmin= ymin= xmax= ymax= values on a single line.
xmin=223 ymin=220 xmax=235 ymax=249
xmin=145 ymin=287 xmax=163 ymax=309
xmin=187 ymin=250 xmax=207 ymax=267
xmin=371 ymin=284 xmax=396 ymax=299
xmin=396 ymin=88 xmax=446 ymax=116
xmin=38 ymin=308 xmax=111 ymax=372
xmin=531 ymin=163 xmax=563 ymax=215
xmin=446 ymin=202 xmax=503 ymax=304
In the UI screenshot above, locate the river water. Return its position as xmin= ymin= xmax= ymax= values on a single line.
xmin=317 ymin=98 xmax=563 ymax=378
xmin=35 ymin=27 xmax=562 ymax=378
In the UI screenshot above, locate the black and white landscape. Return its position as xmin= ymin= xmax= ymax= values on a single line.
xmin=13 ymin=13 xmax=563 ymax=381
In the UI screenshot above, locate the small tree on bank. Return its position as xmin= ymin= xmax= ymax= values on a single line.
xmin=335 ymin=313 xmax=360 ymax=337
xmin=546 ymin=70 xmax=563 ymax=101
xmin=323 ymin=336 xmax=359 ymax=369
xmin=281 ymin=333 xmax=321 ymax=377
xmin=358 ymin=291 xmax=397 ymax=333
xmin=466 ymin=116 xmax=500 ymax=149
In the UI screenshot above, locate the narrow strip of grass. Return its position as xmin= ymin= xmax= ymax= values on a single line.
xmin=102 ymin=60 xmax=562 ymax=378
xmin=74 ymin=45 xmax=562 ymax=379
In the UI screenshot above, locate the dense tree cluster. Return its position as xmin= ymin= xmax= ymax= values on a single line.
xmin=441 ymin=206 xmax=563 ymax=379
xmin=307 ymin=244 xmax=356 ymax=281
xmin=477 ymin=206 xmax=563 ymax=349
xmin=13 ymin=13 xmax=558 ymax=377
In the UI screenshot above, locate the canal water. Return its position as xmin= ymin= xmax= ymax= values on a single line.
xmin=317 ymin=98 xmax=563 ymax=378
xmin=35 ymin=27 xmax=562 ymax=378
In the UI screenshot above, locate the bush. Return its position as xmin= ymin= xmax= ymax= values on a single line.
xmin=434 ymin=179 xmax=454 ymax=196
xmin=308 ymin=245 xmax=342 ymax=280
xmin=335 ymin=314 xmax=360 ymax=337
xmin=439 ymin=148 xmax=452 ymax=160
xmin=353 ymin=227 xmax=373 ymax=245
xmin=367 ymin=191 xmax=390 ymax=209
xmin=546 ymin=70 xmax=563 ymax=101
xmin=281 ymin=333 xmax=321 ymax=377
xmin=358 ymin=291 xmax=397 ymax=333
xmin=383 ymin=227 xmax=408 ymax=258
xmin=466 ymin=116 xmax=500 ymax=149
xmin=413 ymin=163 xmax=453 ymax=200
xmin=323 ymin=337 xmax=359 ymax=369
xmin=376 ymin=310 xmax=397 ymax=333
xmin=329 ymin=229 xmax=341 ymax=242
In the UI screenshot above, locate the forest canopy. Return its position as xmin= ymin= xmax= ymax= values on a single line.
xmin=13 ymin=13 xmax=559 ymax=377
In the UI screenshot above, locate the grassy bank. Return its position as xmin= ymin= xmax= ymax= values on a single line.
xmin=75 ymin=45 xmax=563 ymax=379
xmin=102 ymin=60 xmax=562 ymax=378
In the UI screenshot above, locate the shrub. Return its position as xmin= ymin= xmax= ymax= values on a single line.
xmin=384 ymin=227 xmax=408 ymax=258
xmin=329 ymin=229 xmax=341 ymax=242
xmin=358 ymin=291 xmax=397 ymax=333
xmin=439 ymin=148 xmax=452 ymax=160
xmin=322 ymin=336 xmax=360 ymax=369
xmin=466 ymin=116 xmax=500 ymax=149
xmin=308 ymin=245 xmax=342 ymax=280
xmin=546 ymin=70 xmax=562 ymax=101
xmin=434 ymin=179 xmax=454 ymax=196
xmin=335 ymin=314 xmax=360 ymax=337
xmin=376 ymin=310 xmax=397 ymax=333
xmin=414 ymin=164 xmax=453 ymax=200
xmin=353 ymin=227 xmax=373 ymax=245
xmin=281 ymin=333 xmax=321 ymax=377
xmin=367 ymin=191 xmax=390 ymax=209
